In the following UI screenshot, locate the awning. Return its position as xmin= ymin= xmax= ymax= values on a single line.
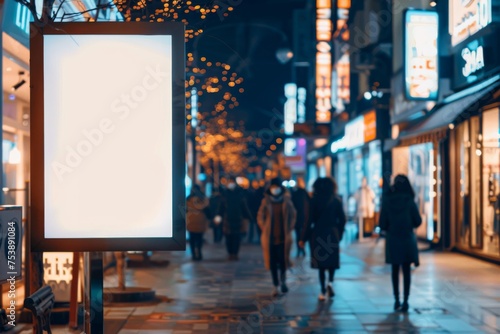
xmin=399 ymin=76 xmax=500 ymax=142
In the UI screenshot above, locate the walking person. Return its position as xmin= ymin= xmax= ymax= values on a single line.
xmin=247 ymin=180 xmax=265 ymax=244
xmin=219 ymin=177 xmax=252 ymax=260
xmin=257 ymin=177 xmax=296 ymax=297
xmin=299 ymin=177 xmax=346 ymax=301
xmin=379 ymin=174 xmax=422 ymax=312
xmin=209 ymin=188 xmax=224 ymax=244
xmin=291 ymin=177 xmax=310 ymax=257
xmin=186 ymin=185 xmax=212 ymax=261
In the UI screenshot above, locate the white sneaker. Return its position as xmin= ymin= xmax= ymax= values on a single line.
xmin=318 ymin=293 xmax=326 ymax=301
xmin=272 ymin=287 xmax=280 ymax=297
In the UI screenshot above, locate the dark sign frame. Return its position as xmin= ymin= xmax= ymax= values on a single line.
xmin=30 ymin=22 xmax=186 ymax=252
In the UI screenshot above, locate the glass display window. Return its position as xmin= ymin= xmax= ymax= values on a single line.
xmin=481 ymin=108 xmax=500 ymax=256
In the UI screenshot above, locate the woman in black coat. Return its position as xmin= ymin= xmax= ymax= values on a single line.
xmin=379 ymin=174 xmax=422 ymax=312
xmin=299 ymin=177 xmax=346 ymax=301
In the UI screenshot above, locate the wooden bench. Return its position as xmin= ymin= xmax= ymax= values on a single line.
xmin=23 ymin=286 xmax=55 ymax=334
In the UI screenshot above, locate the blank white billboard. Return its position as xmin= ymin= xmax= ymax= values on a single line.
xmin=43 ymin=34 xmax=173 ymax=239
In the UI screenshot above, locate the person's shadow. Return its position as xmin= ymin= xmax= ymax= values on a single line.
xmin=373 ymin=311 xmax=421 ymax=333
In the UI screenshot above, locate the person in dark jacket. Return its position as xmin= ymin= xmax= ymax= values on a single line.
xmin=291 ymin=177 xmax=310 ymax=257
xmin=247 ymin=180 xmax=265 ymax=244
xmin=186 ymin=185 xmax=212 ymax=261
xmin=257 ymin=177 xmax=296 ymax=297
xmin=219 ymin=177 xmax=252 ymax=260
xmin=379 ymin=174 xmax=422 ymax=312
xmin=299 ymin=177 xmax=346 ymax=301
xmin=209 ymin=188 xmax=224 ymax=243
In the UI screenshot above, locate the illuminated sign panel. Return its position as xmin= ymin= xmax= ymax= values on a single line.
xmin=453 ymin=34 xmax=500 ymax=88
xmin=345 ymin=111 xmax=377 ymax=150
xmin=284 ymin=83 xmax=297 ymax=135
xmin=345 ymin=116 xmax=364 ymax=150
xmin=316 ymin=0 xmax=332 ymax=124
xmin=404 ymin=10 xmax=439 ymax=101
xmin=449 ymin=0 xmax=492 ymax=47
xmin=30 ymin=22 xmax=186 ymax=251
xmin=297 ymin=87 xmax=306 ymax=123
xmin=363 ymin=110 xmax=377 ymax=142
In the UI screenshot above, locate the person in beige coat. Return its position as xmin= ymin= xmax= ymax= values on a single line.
xmin=257 ymin=178 xmax=296 ymax=297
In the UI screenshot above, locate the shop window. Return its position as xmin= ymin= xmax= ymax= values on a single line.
xmin=457 ymin=121 xmax=470 ymax=247
xmin=481 ymin=108 xmax=500 ymax=256
xmin=408 ymin=142 xmax=434 ymax=240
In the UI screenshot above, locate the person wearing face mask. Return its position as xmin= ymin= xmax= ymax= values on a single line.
xmin=219 ymin=177 xmax=252 ymax=260
xmin=257 ymin=177 xmax=296 ymax=297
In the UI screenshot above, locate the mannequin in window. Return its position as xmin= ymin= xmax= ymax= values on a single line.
xmin=356 ymin=177 xmax=375 ymax=220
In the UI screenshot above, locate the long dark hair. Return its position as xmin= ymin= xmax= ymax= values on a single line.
xmin=391 ymin=174 xmax=415 ymax=197
xmin=311 ymin=177 xmax=337 ymax=220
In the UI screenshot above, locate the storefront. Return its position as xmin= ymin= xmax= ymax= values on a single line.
xmin=447 ymin=0 xmax=500 ymax=262
xmin=2 ymin=0 xmax=33 ymax=207
xmin=450 ymin=107 xmax=500 ymax=259
xmin=392 ymin=136 xmax=443 ymax=242
xmin=332 ymin=109 xmax=390 ymax=232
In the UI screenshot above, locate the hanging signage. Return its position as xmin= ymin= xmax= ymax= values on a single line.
xmin=363 ymin=110 xmax=377 ymax=142
xmin=453 ymin=34 xmax=500 ymax=89
xmin=404 ymin=9 xmax=439 ymax=101
xmin=449 ymin=0 xmax=492 ymax=47
xmin=316 ymin=0 xmax=333 ymax=123
xmin=297 ymin=87 xmax=307 ymax=123
xmin=30 ymin=22 xmax=186 ymax=252
xmin=284 ymin=138 xmax=306 ymax=172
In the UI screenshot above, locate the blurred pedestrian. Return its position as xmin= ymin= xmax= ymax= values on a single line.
xmin=291 ymin=177 xmax=310 ymax=257
xmin=209 ymin=188 xmax=224 ymax=243
xmin=247 ymin=179 xmax=265 ymax=244
xmin=379 ymin=174 xmax=422 ymax=312
xmin=186 ymin=184 xmax=212 ymax=261
xmin=219 ymin=177 xmax=252 ymax=260
xmin=257 ymin=177 xmax=296 ymax=297
xmin=299 ymin=177 xmax=346 ymax=301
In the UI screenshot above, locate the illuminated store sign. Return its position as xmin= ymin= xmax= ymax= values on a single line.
xmin=316 ymin=0 xmax=332 ymax=123
xmin=462 ymin=45 xmax=484 ymax=77
xmin=345 ymin=116 xmax=364 ymax=150
xmin=453 ymin=34 xmax=500 ymax=89
xmin=345 ymin=111 xmax=377 ymax=150
xmin=297 ymin=87 xmax=306 ymax=123
xmin=404 ymin=9 xmax=439 ymax=101
xmin=284 ymin=83 xmax=297 ymax=135
xmin=30 ymin=22 xmax=186 ymax=252
xmin=449 ymin=0 xmax=492 ymax=47
xmin=330 ymin=136 xmax=346 ymax=154
xmin=191 ymin=87 xmax=198 ymax=128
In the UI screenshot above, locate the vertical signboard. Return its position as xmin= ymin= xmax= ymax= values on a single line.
xmin=284 ymin=83 xmax=297 ymax=135
xmin=404 ymin=9 xmax=439 ymax=100
xmin=30 ymin=22 xmax=186 ymax=251
xmin=316 ymin=0 xmax=333 ymax=123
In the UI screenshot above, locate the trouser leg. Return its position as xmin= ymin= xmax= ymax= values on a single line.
xmin=391 ymin=264 xmax=400 ymax=298
xmin=270 ymin=245 xmax=279 ymax=286
xmin=319 ymin=268 xmax=326 ymax=294
xmin=402 ymin=262 xmax=411 ymax=301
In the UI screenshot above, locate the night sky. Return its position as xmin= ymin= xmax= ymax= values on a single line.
xmin=189 ymin=0 xmax=306 ymax=132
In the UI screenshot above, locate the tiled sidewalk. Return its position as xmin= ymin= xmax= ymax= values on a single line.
xmin=21 ymin=234 xmax=500 ymax=333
